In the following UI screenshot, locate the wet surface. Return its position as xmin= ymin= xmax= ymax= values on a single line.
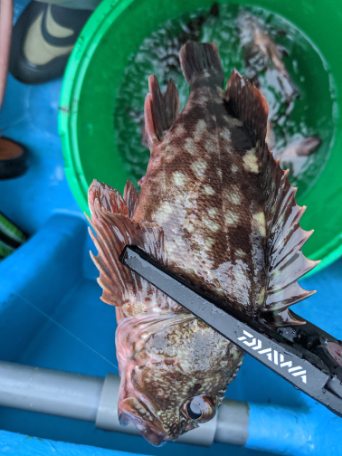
xmin=114 ymin=3 xmax=335 ymax=197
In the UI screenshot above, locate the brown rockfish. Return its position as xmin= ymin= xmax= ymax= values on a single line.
xmin=88 ymin=42 xmax=317 ymax=446
xmin=238 ymin=12 xmax=298 ymax=105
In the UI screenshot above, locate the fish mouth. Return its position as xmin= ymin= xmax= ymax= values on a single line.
xmin=118 ymin=396 xmax=168 ymax=446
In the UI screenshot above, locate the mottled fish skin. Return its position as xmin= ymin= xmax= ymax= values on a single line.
xmin=134 ymin=85 xmax=267 ymax=313
xmin=238 ymin=12 xmax=297 ymax=104
xmin=88 ymin=41 xmax=317 ymax=446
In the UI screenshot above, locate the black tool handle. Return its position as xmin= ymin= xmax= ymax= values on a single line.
xmin=121 ymin=245 xmax=342 ymax=417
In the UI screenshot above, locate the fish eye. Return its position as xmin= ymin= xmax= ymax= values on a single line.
xmin=186 ymin=399 xmax=202 ymax=420
xmin=182 ymin=396 xmax=214 ymax=422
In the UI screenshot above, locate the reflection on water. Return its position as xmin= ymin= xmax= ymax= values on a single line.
xmin=115 ymin=3 xmax=335 ymax=197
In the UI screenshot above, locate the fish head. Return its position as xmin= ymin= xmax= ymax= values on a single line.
xmin=116 ymin=314 xmax=241 ymax=445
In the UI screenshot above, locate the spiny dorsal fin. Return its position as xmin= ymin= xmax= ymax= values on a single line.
xmin=88 ymin=180 xmax=164 ymax=307
xmin=89 ymin=179 xmax=128 ymax=217
xmin=144 ymin=75 xmax=179 ymax=148
xmin=226 ymin=71 xmax=318 ymax=325
xmin=226 ymin=69 xmax=268 ymax=143
xmin=123 ymin=180 xmax=139 ymax=218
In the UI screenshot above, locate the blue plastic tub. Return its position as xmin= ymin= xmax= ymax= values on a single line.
xmin=0 ymin=1 xmax=341 ymax=455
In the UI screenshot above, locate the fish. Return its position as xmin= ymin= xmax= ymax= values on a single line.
xmin=280 ymin=135 xmax=321 ymax=159
xmin=266 ymin=122 xmax=321 ymax=159
xmin=88 ymin=41 xmax=318 ymax=445
xmin=238 ymin=14 xmax=321 ymax=175
xmin=238 ymin=12 xmax=298 ymax=105
xmin=276 ymin=135 xmax=322 ymax=178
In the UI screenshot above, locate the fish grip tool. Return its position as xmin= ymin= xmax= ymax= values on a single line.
xmin=121 ymin=245 xmax=342 ymax=418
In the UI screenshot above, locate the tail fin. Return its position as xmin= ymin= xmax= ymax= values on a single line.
xmin=179 ymin=41 xmax=224 ymax=86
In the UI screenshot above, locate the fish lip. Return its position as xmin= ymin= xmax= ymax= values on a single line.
xmin=134 ymin=397 xmax=171 ymax=445
xmin=118 ymin=395 xmax=168 ymax=444
xmin=118 ymin=410 xmax=169 ymax=446
xmin=142 ymin=428 xmax=169 ymax=447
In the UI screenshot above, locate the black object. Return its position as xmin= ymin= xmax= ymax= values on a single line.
xmin=10 ymin=1 xmax=91 ymax=84
xmin=0 ymin=137 xmax=27 ymax=179
xmin=121 ymin=245 xmax=342 ymax=418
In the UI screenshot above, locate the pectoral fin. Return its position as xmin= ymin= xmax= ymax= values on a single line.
xmin=88 ymin=179 xmax=164 ymax=307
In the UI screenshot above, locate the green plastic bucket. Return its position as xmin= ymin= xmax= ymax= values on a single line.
xmin=59 ymin=0 xmax=342 ymax=275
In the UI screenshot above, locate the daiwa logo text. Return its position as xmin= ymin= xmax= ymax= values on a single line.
xmin=238 ymin=330 xmax=307 ymax=384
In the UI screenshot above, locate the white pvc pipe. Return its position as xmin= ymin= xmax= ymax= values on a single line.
xmin=0 ymin=361 xmax=248 ymax=446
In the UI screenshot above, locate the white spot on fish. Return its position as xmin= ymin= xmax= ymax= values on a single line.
xmin=154 ymin=202 xmax=173 ymax=224
xmin=224 ymin=210 xmax=239 ymax=226
xmin=184 ymin=220 xmax=195 ymax=233
xmin=204 ymin=218 xmax=220 ymax=232
xmin=231 ymin=163 xmax=239 ymax=173
xmin=243 ymin=149 xmax=259 ymax=173
xmin=191 ymin=160 xmax=207 ymax=179
xmin=226 ymin=188 xmax=241 ymax=205
xmin=219 ymin=128 xmax=231 ymax=142
xmin=175 ymin=124 xmax=186 ymax=136
xmin=164 ymin=236 xmax=187 ymax=256
xmin=208 ymin=207 xmax=218 ymax=218
xmin=184 ymin=137 xmax=197 ymax=155
xmin=194 ymin=119 xmax=207 ymax=139
xmin=205 ymin=138 xmax=217 ymax=152
xmin=236 ymin=248 xmax=246 ymax=258
xmin=205 ymin=237 xmax=215 ymax=249
xmin=172 ymin=171 xmax=187 ymax=187
xmin=203 ymin=185 xmax=215 ymax=196
xmin=183 ymin=211 xmax=198 ymax=233
xmin=252 ymin=211 xmax=266 ymax=237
